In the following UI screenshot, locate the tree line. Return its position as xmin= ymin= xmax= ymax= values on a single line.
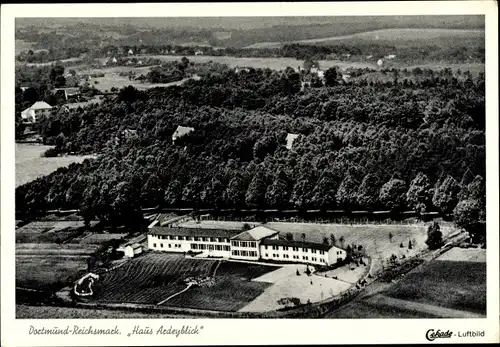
xmin=15 ymin=64 xmax=485 ymax=240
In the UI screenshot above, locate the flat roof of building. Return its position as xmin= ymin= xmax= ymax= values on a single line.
xmin=260 ymin=238 xmax=335 ymax=252
xmin=148 ymin=226 xmax=240 ymax=239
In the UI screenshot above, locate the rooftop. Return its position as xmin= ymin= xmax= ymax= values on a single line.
xmin=173 ymin=125 xmax=195 ymax=138
xmin=285 ymin=133 xmax=299 ymax=150
xmin=261 ymin=238 xmax=334 ymax=252
xmin=148 ymin=226 xmax=241 ymax=240
xmin=231 ymin=226 xmax=279 ymax=241
xmin=29 ymin=101 xmax=53 ymax=110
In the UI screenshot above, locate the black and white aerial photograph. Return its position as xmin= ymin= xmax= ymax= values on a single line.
xmin=2 ymin=3 xmax=497 ymax=341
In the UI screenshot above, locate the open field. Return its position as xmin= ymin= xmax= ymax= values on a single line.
xmin=436 ymin=247 xmax=486 ymax=262
xmin=245 ymin=28 xmax=484 ymax=49
xmin=385 ymin=260 xmax=486 ymax=314
xmin=266 ymin=222 xmax=457 ymax=274
xmin=16 ymin=255 xmax=91 ymax=291
xmin=16 ymin=241 xmax=100 ymax=292
xmin=165 ymin=260 xmax=277 ymax=311
xmin=16 ymin=143 xmax=95 ymax=187
xmin=15 ymin=39 xmax=35 ymax=55
xmin=132 ymin=54 xmax=377 ymax=71
xmin=73 ymin=232 xmax=127 ymax=244
xmin=70 ymin=64 xmax=191 ymax=92
xmin=92 ymin=253 xmax=218 ymax=304
xmin=16 ymin=220 xmax=88 ymax=243
xmin=327 ymin=247 xmax=486 ymax=318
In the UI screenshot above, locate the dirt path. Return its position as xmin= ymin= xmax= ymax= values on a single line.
xmin=156 ymin=283 xmax=193 ymax=306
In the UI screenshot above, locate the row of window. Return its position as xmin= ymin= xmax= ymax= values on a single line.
xmin=155 ymin=235 xmax=229 ymax=243
xmin=263 ymin=245 xmax=325 ymax=254
xmin=264 ymin=253 xmax=325 ymax=263
xmin=231 ymin=250 xmax=258 ymax=257
xmin=191 ymin=243 xmax=231 ymax=251
xmin=153 ymin=243 xmax=181 ymax=249
xmin=231 ymin=241 xmax=257 ymax=248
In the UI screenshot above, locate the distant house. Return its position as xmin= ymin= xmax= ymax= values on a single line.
xmin=377 ymin=59 xmax=384 ymax=67
xmin=366 ymin=55 xmax=373 ymax=59
xmin=235 ymin=66 xmax=251 ymax=73
xmin=128 ymin=49 xmax=134 ymax=55
xmin=285 ymin=133 xmax=299 ymax=150
xmin=20 ymin=101 xmax=53 ymax=123
xmin=118 ymin=243 xmax=143 ymax=258
xmin=300 ymin=81 xmax=311 ymax=92
xmin=172 ymin=125 xmax=195 ymax=144
xmin=53 ymin=87 xmax=80 ymax=101
xmin=194 ymin=50 xmax=204 ymax=56
xmin=303 ymin=59 xmax=320 ymax=72
xmin=342 ymin=73 xmax=351 ymax=83
xmin=316 ymin=70 xmax=325 ymax=79
xmin=104 ymin=56 xmax=118 ymax=66
xmin=385 ymin=54 xmax=396 ymax=60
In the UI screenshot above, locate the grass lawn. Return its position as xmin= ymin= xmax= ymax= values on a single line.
xmin=385 ymin=260 xmax=486 ymax=314
xmin=328 ymin=295 xmax=438 ymax=318
xmin=16 ymin=143 xmax=95 ymax=187
xmin=16 ymin=255 xmax=90 ymax=291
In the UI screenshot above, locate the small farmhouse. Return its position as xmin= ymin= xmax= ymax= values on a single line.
xmin=128 ymin=49 xmax=134 ymax=55
xmin=172 ymin=125 xmax=195 ymax=144
xmin=377 ymin=59 xmax=384 ymax=67
xmin=53 ymin=87 xmax=81 ymax=101
xmin=303 ymin=59 xmax=320 ymax=72
xmin=194 ymin=50 xmax=204 ymax=56
xmin=119 ymin=243 xmax=143 ymax=258
xmin=20 ymin=101 xmax=53 ymax=123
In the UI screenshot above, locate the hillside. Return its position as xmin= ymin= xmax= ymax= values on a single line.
xmin=244 ymin=28 xmax=485 ymax=49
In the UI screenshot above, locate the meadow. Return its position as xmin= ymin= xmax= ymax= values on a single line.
xmin=131 ymin=54 xmax=376 ymax=71
xmin=327 ymin=247 xmax=486 ymax=318
xmin=245 ymin=28 xmax=485 ymax=48
xmin=16 ymin=243 xmax=97 ymax=292
xmin=16 ymin=143 xmax=95 ymax=187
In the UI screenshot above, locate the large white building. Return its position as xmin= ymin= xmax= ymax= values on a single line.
xmin=148 ymin=226 xmax=238 ymax=257
xmin=148 ymin=224 xmax=346 ymax=266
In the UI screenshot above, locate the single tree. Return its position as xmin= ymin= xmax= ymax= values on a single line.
xmin=432 ymin=175 xmax=461 ymax=214
xmin=453 ymin=199 xmax=486 ymax=243
xmin=379 ymin=178 xmax=407 ymax=212
xmin=425 ymin=222 xmax=443 ymax=250
xmin=330 ymin=233 xmax=336 ymax=246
